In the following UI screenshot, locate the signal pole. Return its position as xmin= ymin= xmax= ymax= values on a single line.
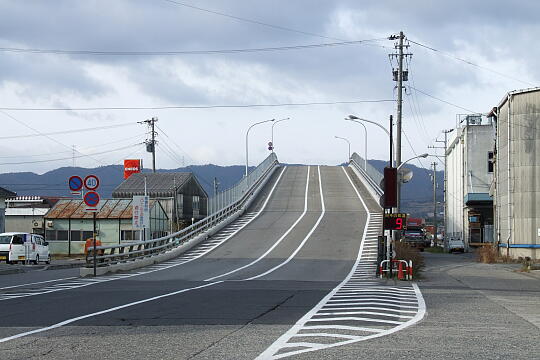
xmin=432 ymin=162 xmax=438 ymax=244
xmin=139 ymin=117 xmax=158 ymax=173
xmin=389 ymin=31 xmax=411 ymax=212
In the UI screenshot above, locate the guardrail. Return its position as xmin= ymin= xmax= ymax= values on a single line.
xmin=208 ymin=153 xmax=278 ymax=214
xmin=349 ymin=152 xmax=383 ymax=197
xmin=86 ymin=154 xmax=279 ymax=269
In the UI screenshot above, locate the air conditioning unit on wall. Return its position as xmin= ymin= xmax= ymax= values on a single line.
xmin=32 ymin=220 xmax=42 ymax=228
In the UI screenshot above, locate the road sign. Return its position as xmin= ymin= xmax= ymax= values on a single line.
xmin=132 ymin=196 xmax=150 ymax=229
xmin=84 ymin=191 xmax=100 ymax=209
xmin=68 ymin=175 xmax=83 ymax=193
xmin=84 ymin=175 xmax=100 ymax=191
xmin=384 ymin=213 xmax=407 ymax=230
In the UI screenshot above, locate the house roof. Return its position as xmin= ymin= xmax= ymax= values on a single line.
xmin=112 ymin=172 xmax=194 ymax=198
xmin=45 ymin=198 xmax=164 ymax=220
xmin=0 ymin=186 xmax=16 ymax=199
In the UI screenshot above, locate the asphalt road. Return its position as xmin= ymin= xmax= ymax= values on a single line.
xmin=2 ymin=165 xmax=536 ymax=359
xmin=0 ymin=165 xmax=379 ymax=359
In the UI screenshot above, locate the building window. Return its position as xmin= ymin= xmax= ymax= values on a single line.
xmin=57 ymin=230 xmax=68 ymax=241
xmin=193 ymin=196 xmax=200 ymax=211
xmin=121 ymin=230 xmax=141 ymax=241
xmin=82 ymin=231 xmax=94 ymax=241
xmin=46 ymin=230 xmax=56 ymax=241
xmin=70 ymin=230 xmax=81 ymax=242
xmin=488 ymin=151 xmax=494 ymax=173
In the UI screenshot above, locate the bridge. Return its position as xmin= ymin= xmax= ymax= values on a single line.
xmin=0 ymin=154 xmax=426 ymax=358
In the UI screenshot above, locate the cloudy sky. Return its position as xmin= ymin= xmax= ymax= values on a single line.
xmin=0 ymin=0 xmax=538 ymax=174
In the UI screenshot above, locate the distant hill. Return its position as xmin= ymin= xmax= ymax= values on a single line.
xmin=0 ymin=160 xmax=443 ymax=217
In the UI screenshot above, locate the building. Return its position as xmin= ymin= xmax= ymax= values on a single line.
xmin=112 ymin=172 xmax=208 ymax=227
xmin=44 ymin=198 xmax=169 ymax=255
xmin=492 ymin=87 xmax=540 ymax=259
xmin=0 ymin=186 xmax=16 ymax=233
xmin=446 ymin=114 xmax=495 ymax=250
xmin=4 ymin=196 xmax=60 ymax=234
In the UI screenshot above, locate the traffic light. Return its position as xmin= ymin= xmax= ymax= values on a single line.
xmin=383 ymin=167 xmax=397 ymax=208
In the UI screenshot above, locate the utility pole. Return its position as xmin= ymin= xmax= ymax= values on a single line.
xmin=139 ymin=117 xmax=158 ymax=173
xmin=389 ymin=31 xmax=411 ymax=212
xmin=432 ymin=162 xmax=438 ymax=245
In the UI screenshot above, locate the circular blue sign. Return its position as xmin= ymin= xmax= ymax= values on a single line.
xmin=69 ymin=176 xmax=83 ymax=192
xmin=84 ymin=191 xmax=100 ymax=207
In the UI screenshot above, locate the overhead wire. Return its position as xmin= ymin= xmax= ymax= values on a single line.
xmin=0 ymin=143 xmax=140 ymax=165
xmin=409 ymin=39 xmax=535 ymax=87
xmin=0 ymin=38 xmax=387 ymax=56
xmin=0 ymin=122 xmax=137 ymax=140
xmin=407 ymin=86 xmax=479 ymax=113
xmin=0 ymin=99 xmax=395 ymax=112
xmin=0 ymin=110 xmax=105 ymax=165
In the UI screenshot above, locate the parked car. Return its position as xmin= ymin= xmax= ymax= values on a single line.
xmin=0 ymin=232 xmax=51 ymax=264
xmin=449 ymin=238 xmax=465 ymax=253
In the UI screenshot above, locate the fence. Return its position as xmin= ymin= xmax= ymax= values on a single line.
xmin=208 ymin=153 xmax=278 ymax=214
xmin=86 ymin=154 xmax=279 ymax=268
xmin=349 ymin=152 xmax=383 ymax=196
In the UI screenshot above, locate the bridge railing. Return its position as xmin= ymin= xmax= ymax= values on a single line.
xmin=86 ymin=153 xmax=279 ymax=268
xmin=349 ymin=152 xmax=383 ymax=197
xmin=208 ymin=153 xmax=278 ymax=214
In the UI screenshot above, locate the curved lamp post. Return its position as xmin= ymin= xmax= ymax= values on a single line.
xmin=334 ymin=136 xmax=351 ymax=162
xmin=246 ymin=118 xmax=275 ymax=177
xmin=397 ymin=153 xmax=429 ymax=171
xmin=271 ymin=117 xmax=290 ymax=152
xmin=346 ymin=114 xmax=395 ymax=167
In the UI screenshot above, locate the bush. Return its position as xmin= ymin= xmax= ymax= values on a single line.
xmin=394 ymin=241 xmax=425 ymax=277
xmin=476 ymin=245 xmax=497 ymax=264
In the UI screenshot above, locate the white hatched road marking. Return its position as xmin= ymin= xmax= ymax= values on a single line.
xmin=256 ymin=167 xmax=426 ymax=359
xmin=0 ymin=167 xmax=287 ymax=302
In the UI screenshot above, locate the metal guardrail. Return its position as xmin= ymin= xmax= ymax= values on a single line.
xmin=349 ymin=152 xmax=383 ymax=196
xmin=208 ymin=153 xmax=278 ymax=214
xmin=86 ymin=155 xmax=279 ymax=268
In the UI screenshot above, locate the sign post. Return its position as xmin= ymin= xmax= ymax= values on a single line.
xmin=83 ymin=175 xmax=100 ymax=276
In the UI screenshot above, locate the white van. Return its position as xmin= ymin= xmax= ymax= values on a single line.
xmin=0 ymin=232 xmax=51 ymax=264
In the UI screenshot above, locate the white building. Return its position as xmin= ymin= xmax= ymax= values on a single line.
xmin=446 ymin=115 xmax=495 ymax=250
xmin=493 ymin=88 xmax=540 ymax=259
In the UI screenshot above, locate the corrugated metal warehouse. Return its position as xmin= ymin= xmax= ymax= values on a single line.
xmin=494 ymin=87 xmax=540 ymax=259
xmin=44 ymin=198 xmax=169 ymax=255
xmin=112 ymin=172 xmax=208 ymax=226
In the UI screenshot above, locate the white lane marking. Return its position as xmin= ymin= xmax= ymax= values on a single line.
xmin=0 ymin=281 xmax=223 ymax=344
xmin=0 ymin=277 xmax=78 ymax=290
xmin=243 ymin=165 xmax=325 ymax=280
xmin=206 ymin=166 xmax=312 ymax=281
xmin=0 ymin=168 xmax=288 ymax=303
xmin=256 ymin=167 xmax=426 ymax=359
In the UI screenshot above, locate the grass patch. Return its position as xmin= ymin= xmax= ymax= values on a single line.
xmin=424 ymin=246 xmax=445 ymax=254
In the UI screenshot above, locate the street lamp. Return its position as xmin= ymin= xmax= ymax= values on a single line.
xmin=246 ymin=118 xmax=275 ymax=177
xmin=271 ymin=117 xmax=290 ymax=152
xmin=345 ymin=115 xmax=395 ymax=167
xmin=397 ymin=153 xmax=429 ymax=171
xmin=334 ymin=136 xmax=351 ymax=162
xmin=343 ymin=117 xmax=368 ymax=169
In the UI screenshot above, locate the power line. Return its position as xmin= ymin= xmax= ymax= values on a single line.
xmin=0 ymin=122 xmax=136 ymax=140
xmin=409 ymin=39 xmax=535 ymax=87
xmin=161 ymin=0 xmax=346 ymax=42
xmin=408 ymin=86 xmax=479 ymax=113
xmin=0 ymin=143 xmax=140 ymax=165
xmin=0 ymin=110 xmax=105 ymax=165
xmin=0 ymin=99 xmax=395 ymax=111
xmin=0 ymin=38 xmax=386 ymax=56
